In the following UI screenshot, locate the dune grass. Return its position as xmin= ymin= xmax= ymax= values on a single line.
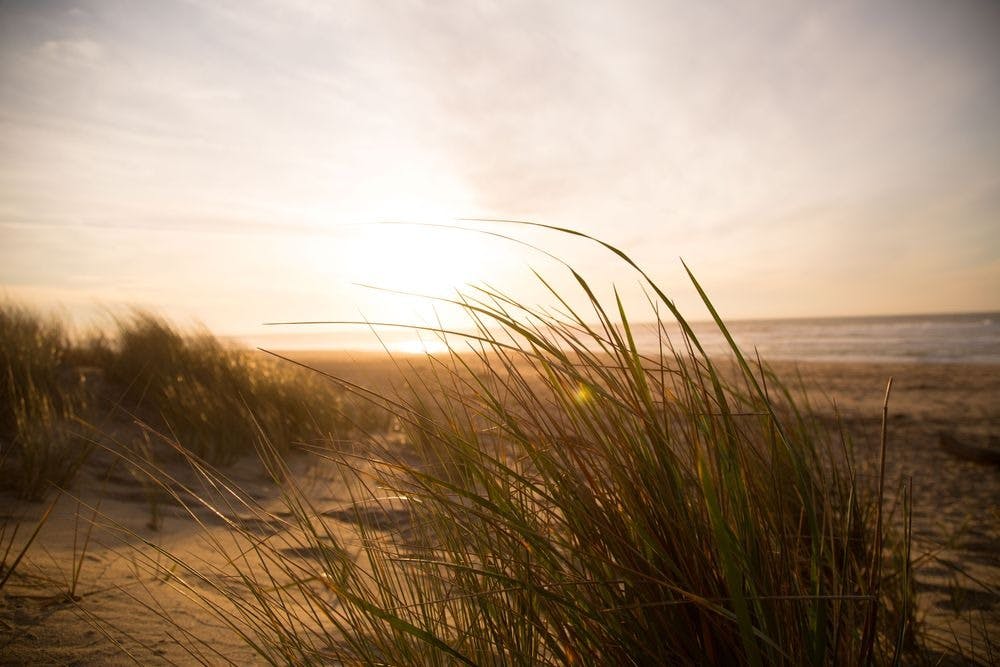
xmin=0 ymin=306 xmax=375 ymax=500
xmin=0 ymin=305 xmax=91 ymax=500
xmin=100 ymin=313 xmax=372 ymax=465
xmin=121 ymin=231 xmax=915 ymax=665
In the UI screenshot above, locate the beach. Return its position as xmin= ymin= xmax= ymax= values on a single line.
xmin=773 ymin=361 xmax=999 ymax=661
xmin=1 ymin=354 xmax=997 ymax=664
xmin=5 ymin=0 xmax=999 ymax=662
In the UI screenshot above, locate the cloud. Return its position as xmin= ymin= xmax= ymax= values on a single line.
xmin=38 ymin=38 xmax=104 ymax=65
xmin=1 ymin=0 xmax=998 ymax=327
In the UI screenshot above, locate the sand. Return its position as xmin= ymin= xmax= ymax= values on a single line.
xmin=771 ymin=362 xmax=1000 ymax=663
xmin=1 ymin=355 xmax=997 ymax=664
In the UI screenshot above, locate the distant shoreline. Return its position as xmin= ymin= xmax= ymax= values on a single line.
xmin=232 ymin=311 xmax=1000 ymax=365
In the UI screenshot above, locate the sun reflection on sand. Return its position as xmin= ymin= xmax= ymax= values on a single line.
xmin=387 ymin=338 xmax=449 ymax=355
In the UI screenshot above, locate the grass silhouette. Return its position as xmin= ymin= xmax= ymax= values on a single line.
xmin=109 ymin=228 xmax=916 ymax=665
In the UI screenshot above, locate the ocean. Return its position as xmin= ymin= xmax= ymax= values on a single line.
xmin=239 ymin=312 xmax=1000 ymax=365
xmin=634 ymin=312 xmax=1000 ymax=365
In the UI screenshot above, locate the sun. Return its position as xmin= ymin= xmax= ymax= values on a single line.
xmin=344 ymin=221 xmax=497 ymax=297
xmin=317 ymin=219 xmax=505 ymax=354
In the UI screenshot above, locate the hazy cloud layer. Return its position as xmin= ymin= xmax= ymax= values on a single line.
xmin=1 ymin=0 xmax=998 ymax=330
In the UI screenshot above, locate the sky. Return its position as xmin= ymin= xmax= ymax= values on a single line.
xmin=1 ymin=0 xmax=999 ymax=340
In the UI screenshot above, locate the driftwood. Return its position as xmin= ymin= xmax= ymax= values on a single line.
xmin=938 ymin=432 xmax=1000 ymax=466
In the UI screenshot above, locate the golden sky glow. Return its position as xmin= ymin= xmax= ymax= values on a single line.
xmin=1 ymin=1 xmax=998 ymax=338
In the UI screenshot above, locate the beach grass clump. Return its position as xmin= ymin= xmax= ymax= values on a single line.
xmin=102 ymin=313 xmax=361 ymax=464
xmin=1 ymin=304 xmax=72 ymax=439
xmin=0 ymin=304 xmax=91 ymax=499
xmin=1 ymin=306 xmax=376 ymax=495
xmin=137 ymin=229 xmax=914 ymax=665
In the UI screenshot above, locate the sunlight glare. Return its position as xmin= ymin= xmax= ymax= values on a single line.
xmin=388 ymin=338 xmax=450 ymax=355
xmin=344 ymin=221 xmax=498 ymax=297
